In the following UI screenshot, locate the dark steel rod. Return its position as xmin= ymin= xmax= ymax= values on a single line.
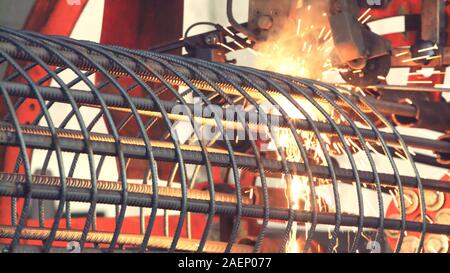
xmin=1 ymin=81 xmax=448 ymax=154
xmin=0 ymin=179 xmax=448 ymax=235
xmin=0 ymin=123 xmax=448 ymax=192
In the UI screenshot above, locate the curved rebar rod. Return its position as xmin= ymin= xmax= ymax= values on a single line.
xmin=49 ymin=36 xmax=168 ymax=253
xmin=0 ymin=83 xmax=33 ymax=253
xmin=169 ymin=57 xmax=272 ymax=252
xmin=201 ymin=64 xmax=331 ymax=252
xmin=0 ymin=29 xmax=100 ymax=251
xmin=250 ymin=69 xmax=366 ymax=252
xmin=1 ymin=30 xmax=132 ymax=252
xmin=93 ymin=44 xmax=218 ymax=253
xmin=0 ymin=46 xmax=68 ymax=252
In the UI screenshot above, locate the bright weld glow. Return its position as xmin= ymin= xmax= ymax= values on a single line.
xmin=318 ymin=26 xmax=326 ymax=39
xmin=250 ymin=4 xmax=376 ymax=252
xmin=253 ymin=17 xmax=334 ymax=80
xmin=276 ymin=98 xmax=331 ymax=253
xmin=286 ymin=176 xmax=303 ymax=253
xmin=323 ymin=30 xmax=332 ymax=41
xmin=297 ymin=19 xmax=302 ymax=36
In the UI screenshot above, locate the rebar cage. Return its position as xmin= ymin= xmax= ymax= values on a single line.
xmin=0 ymin=27 xmax=449 ymax=253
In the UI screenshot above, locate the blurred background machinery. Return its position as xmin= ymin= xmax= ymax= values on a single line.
xmin=0 ymin=0 xmax=449 ymax=253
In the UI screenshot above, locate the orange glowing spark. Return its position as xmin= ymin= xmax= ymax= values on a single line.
xmin=297 ymin=19 xmax=302 ymax=36
xmin=323 ymin=30 xmax=332 ymax=41
xmin=302 ymin=41 xmax=308 ymax=52
xmin=318 ymin=26 xmax=326 ymax=40
xmin=296 ymin=19 xmax=302 ymax=36
xmin=286 ymin=175 xmax=310 ymax=253
xmin=324 ymin=45 xmax=334 ymax=53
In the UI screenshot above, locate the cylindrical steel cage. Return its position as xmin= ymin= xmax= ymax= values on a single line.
xmin=0 ymin=27 xmax=449 ymax=253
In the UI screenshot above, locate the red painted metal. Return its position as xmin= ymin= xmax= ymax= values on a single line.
xmin=385 ymin=173 xmax=450 ymax=252
xmin=95 ymin=0 xmax=187 ymax=239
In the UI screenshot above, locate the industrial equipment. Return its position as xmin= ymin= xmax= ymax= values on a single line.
xmin=0 ymin=0 xmax=449 ymax=254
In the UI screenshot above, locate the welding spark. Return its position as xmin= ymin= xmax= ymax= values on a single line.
xmin=297 ymin=19 xmax=302 ymax=36
xmin=318 ymin=26 xmax=326 ymax=40
xmin=323 ymin=30 xmax=332 ymax=41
